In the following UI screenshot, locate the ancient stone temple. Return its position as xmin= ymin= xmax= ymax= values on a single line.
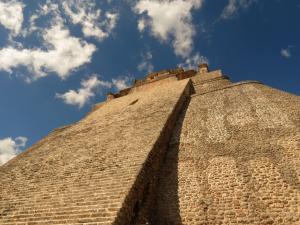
xmin=1 ymin=64 xmax=300 ymax=225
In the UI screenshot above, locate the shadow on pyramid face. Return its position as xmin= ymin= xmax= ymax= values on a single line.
xmin=152 ymin=83 xmax=300 ymax=224
xmin=151 ymin=98 xmax=191 ymax=225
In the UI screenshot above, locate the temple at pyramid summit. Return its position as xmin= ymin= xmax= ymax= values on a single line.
xmin=1 ymin=64 xmax=300 ymax=225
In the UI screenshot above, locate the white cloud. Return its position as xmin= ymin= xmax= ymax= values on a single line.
xmin=0 ymin=0 xmax=24 ymax=36
xmin=57 ymin=75 xmax=133 ymax=108
xmin=0 ymin=21 xmax=96 ymax=80
xmin=27 ymin=0 xmax=119 ymax=41
xmin=112 ymin=76 xmax=131 ymax=90
xmin=63 ymin=0 xmax=118 ymax=41
xmin=221 ymin=0 xmax=256 ymax=19
xmin=0 ymin=136 xmax=27 ymax=166
xmin=134 ymin=0 xmax=204 ymax=58
xmin=138 ymin=51 xmax=154 ymax=73
xmin=179 ymin=53 xmax=208 ymax=69
xmin=1 ymin=0 xmax=120 ymax=79
xmin=23 ymin=1 xmax=61 ymax=35
xmin=56 ymin=75 xmax=111 ymax=108
xmin=27 ymin=14 xmax=39 ymax=34
xmin=137 ymin=18 xmax=147 ymax=32
xmin=280 ymin=47 xmax=291 ymax=59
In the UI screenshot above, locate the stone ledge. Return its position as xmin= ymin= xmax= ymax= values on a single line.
xmin=192 ymin=75 xmax=230 ymax=86
xmin=191 ymin=80 xmax=262 ymax=97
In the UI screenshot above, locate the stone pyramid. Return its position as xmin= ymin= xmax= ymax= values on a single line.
xmin=1 ymin=64 xmax=299 ymax=225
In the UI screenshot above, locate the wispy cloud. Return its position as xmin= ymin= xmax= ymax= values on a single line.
xmin=221 ymin=0 xmax=256 ymax=19
xmin=179 ymin=53 xmax=208 ymax=69
xmin=280 ymin=47 xmax=292 ymax=59
xmin=25 ymin=0 xmax=119 ymax=41
xmin=137 ymin=18 xmax=147 ymax=32
xmin=112 ymin=76 xmax=132 ymax=90
xmin=137 ymin=51 xmax=154 ymax=73
xmin=0 ymin=136 xmax=27 ymax=166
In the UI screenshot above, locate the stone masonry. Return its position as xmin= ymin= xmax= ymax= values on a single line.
xmin=0 ymin=64 xmax=300 ymax=225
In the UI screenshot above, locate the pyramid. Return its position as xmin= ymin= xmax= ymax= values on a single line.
xmin=1 ymin=64 xmax=300 ymax=225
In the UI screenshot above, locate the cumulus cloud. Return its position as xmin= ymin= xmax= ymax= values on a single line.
xmin=0 ymin=21 xmax=96 ymax=80
xmin=0 ymin=0 xmax=24 ymax=36
xmin=0 ymin=136 xmax=27 ymax=166
xmin=179 ymin=53 xmax=208 ymax=69
xmin=56 ymin=75 xmax=111 ymax=108
xmin=280 ymin=47 xmax=291 ymax=59
xmin=221 ymin=0 xmax=256 ymax=19
xmin=134 ymin=0 xmax=204 ymax=58
xmin=63 ymin=0 xmax=118 ymax=40
xmin=137 ymin=51 xmax=154 ymax=73
xmin=0 ymin=0 xmax=120 ymax=80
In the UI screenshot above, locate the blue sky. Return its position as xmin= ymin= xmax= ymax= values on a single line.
xmin=0 ymin=0 xmax=299 ymax=165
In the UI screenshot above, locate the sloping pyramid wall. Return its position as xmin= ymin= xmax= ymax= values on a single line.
xmin=155 ymin=81 xmax=300 ymax=224
xmin=1 ymin=68 xmax=300 ymax=225
xmin=0 ymin=79 xmax=191 ymax=225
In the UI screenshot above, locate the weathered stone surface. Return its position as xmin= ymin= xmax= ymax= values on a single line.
xmin=155 ymin=82 xmax=300 ymax=225
xmin=1 ymin=65 xmax=300 ymax=225
xmin=0 ymin=79 xmax=191 ymax=225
